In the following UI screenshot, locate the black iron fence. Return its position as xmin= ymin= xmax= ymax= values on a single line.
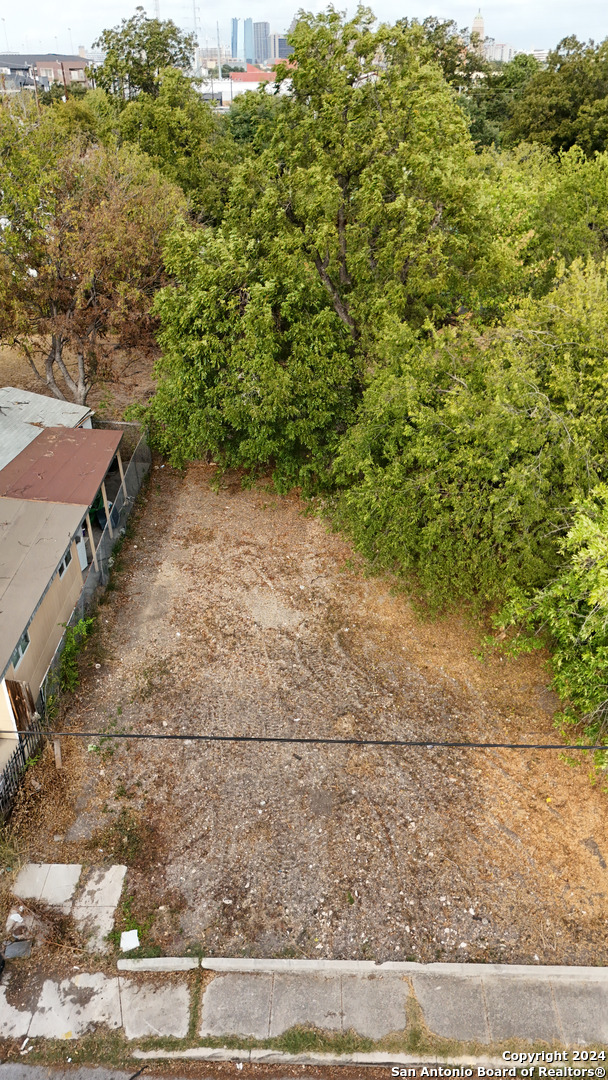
xmin=0 ymin=717 xmax=44 ymax=820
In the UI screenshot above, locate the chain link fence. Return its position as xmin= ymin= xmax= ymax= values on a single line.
xmin=78 ymin=427 xmax=151 ymax=612
xmin=39 ymin=426 xmax=151 ymax=704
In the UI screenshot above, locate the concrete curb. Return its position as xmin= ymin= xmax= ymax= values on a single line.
xmin=133 ymin=1048 xmax=511 ymax=1068
xmin=117 ymin=958 xmax=199 ymax=972
xmin=119 ymin=956 xmax=608 ymax=982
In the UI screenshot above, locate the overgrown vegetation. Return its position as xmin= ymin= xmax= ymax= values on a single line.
xmin=59 ymin=617 xmax=96 ymax=692
xmin=4 ymin=5 xmax=608 ymax=757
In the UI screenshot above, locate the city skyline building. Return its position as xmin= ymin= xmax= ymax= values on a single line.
xmin=475 ymin=9 xmax=546 ymax=65
xmin=471 ymin=7 xmax=485 ymax=53
xmin=485 ymin=40 xmax=517 ymax=61
xmin=253 ymin=20 xmax=269 ymax=63
xmin=231 ymin=17 xmax=239 ymax=58
xmin=243 ymin=17 xmax=253 ymax=63
xmin=268 ymin=31 xmax=291 ymax=60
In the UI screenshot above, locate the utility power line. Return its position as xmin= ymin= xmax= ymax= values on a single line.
xmin=5 ymin=730 xmax=607 ymax=751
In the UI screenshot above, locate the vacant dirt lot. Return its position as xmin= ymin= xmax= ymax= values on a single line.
xmin=0 ymin=344 xmax=156 ymax=419
xmin=14 ymin=462 xmax=608 ymax=965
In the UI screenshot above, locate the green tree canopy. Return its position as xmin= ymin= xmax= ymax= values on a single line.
xmin=0 ymin=98 xmax=185 ymax=403
xmin=395 ymin=15 xmax=488 ymax=89
xmin=93 ymin=6 xmax=197 ymax=101
xmin=464 ymin=53 xmax=540 ymax=149
xmin=498 ymin=484 xmax=608 ymax=755
xmin=507 ymin=36 xmax=608 ymax=154
xmin=333 ymin=258 xmax=608 ymax=607
xmin=119 ymin=69 xmax=235 ymax=222
xmin=147 ymin=6 xmax=519 ymax=483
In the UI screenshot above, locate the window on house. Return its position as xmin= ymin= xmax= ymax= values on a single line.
xmin=10 ymin=629 xmax=30 ymax=670
xmin=58 ymin=547 xmax=73 ymax=578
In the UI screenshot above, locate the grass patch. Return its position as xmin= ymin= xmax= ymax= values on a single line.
xmin=88 ymin=807 xmax=147 ymax=866
xmin=24 ymin=1029 xmax=134 ymax=1069
xmin=13 ymin=1010 xmax=596 ymax=1070
xmin=131 ymin=657 xmax=171 ymax=703
xmin=106 ymin=888 xmax=161 ymax=959
xmin=188 ymin=971 xmax=203 ymax=1039
xmin=0 ymin=825 xmax=23 ymax=872
xmin=273 ymin=1026 xmax=374 ymax=1055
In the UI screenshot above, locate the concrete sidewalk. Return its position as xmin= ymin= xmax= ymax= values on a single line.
xmin=1 ymin=957 xmax=607 ymax=1049
xmin=197 ymin=958 xmax=608 ymax=1047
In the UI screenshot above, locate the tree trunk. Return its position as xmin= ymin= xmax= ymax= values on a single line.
xmin=44 ymin=337 xmax=68 ymax=401
xmin=51 ymin=334 xmax=91 ymax=405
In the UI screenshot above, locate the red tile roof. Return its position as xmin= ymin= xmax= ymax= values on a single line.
xmin=230 ymin=70 xmax=276 ymax=81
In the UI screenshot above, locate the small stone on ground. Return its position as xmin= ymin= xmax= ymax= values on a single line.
xmin=4 ymin=941 xmax=32 ymax=959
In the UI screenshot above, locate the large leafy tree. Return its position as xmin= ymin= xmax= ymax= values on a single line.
xmin=507 ymin=36 xmax=608 ymax=154
xmin=148 ymin=7 xmax=506 ymax=482
xmin=119 ymin=69 xmax=235 ymax=222
xmin=464 ymin=53 xmax=540 ymax=149
xmin=92 ymin=6 xmax=197 ymax=101
xmin=498 ymin=485 xmax=608 ymax=755
xmin=395 ymin=16 xmax=488 ymax=89
xmin=333 ymin=258 xmax=608 ymax=606
xmin=0 ymin=100 xmax=185 ymax=404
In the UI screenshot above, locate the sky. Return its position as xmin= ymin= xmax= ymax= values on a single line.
xmin=0 ymin=0 xmax=606 ymax=57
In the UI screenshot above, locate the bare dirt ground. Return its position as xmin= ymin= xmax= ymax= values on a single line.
xmin=0 ymin=345 xmax=156 ymax=418
xmin=11 ymin=461 xmax=608 ymax=966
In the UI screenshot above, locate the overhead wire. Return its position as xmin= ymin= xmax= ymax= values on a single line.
xmin=3 ymin=729 xmax=606 ymax=751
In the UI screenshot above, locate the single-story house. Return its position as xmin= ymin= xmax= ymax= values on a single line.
xmin=0 ymin=499 xmax=87 ymax=766
xmin=0 ymin=427 xmax=125 ymax=766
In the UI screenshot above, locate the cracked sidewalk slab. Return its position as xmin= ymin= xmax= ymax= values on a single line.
xmin=11 ymin=864 xmax=126 ymax=954
xmin=27 ymin=974 xmax=122 ymax=1040
xmin=119 ymin=980 xmax=190 ymax=1040
xmin=72 ymin=866 xmax=127 ymax=954
xmin=197 ymin=966 xmax=608 ymax=1046
xmin=13 ymin=865 xmax=82 ymax=914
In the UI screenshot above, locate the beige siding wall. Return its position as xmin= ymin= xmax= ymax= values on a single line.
xmin=0 ymin=681 xmax=18 ymax=769
xmin=5 ymin=539 xmax=83 ymax=698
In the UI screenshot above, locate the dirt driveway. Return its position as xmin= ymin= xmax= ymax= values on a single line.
xmin=15 ymin=462 xmax=608 ymax=964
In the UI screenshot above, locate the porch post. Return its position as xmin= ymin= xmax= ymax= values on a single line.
xmin=101 ymin=481 xmax=114 ymax=538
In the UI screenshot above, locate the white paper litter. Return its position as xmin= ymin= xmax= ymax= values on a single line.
xmin=120 ymin=928 xmax=139 ymax=951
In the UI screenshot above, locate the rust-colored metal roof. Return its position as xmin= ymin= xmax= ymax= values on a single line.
xmin=0 ymin=427 xmax=122 ymax=506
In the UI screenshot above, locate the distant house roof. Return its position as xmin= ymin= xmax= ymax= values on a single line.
xmin=0 ymin=414 xmax=43 ymax=472
xmin=0 ymin=497 xmax=86 ymax=680
xmin=0 ymin=53 xmax=87 ymax=66
xmin=0 ymin=387 xmax=93 ymax=428
xmin=0 ymin=427 xmax=122 ymax=506
xmin=230 ymin=69 xmax=276 ymax=81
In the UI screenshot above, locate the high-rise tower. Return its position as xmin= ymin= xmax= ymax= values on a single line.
xmin=231 ymin=17 xmax=239 ymax=59
xmin=243 ymin=18 xmax=253 ymax=63
xmin=253 ymin=21 xmax=270 ymax=64
xmin=472 ymin=9 xmax=485 ymax=46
